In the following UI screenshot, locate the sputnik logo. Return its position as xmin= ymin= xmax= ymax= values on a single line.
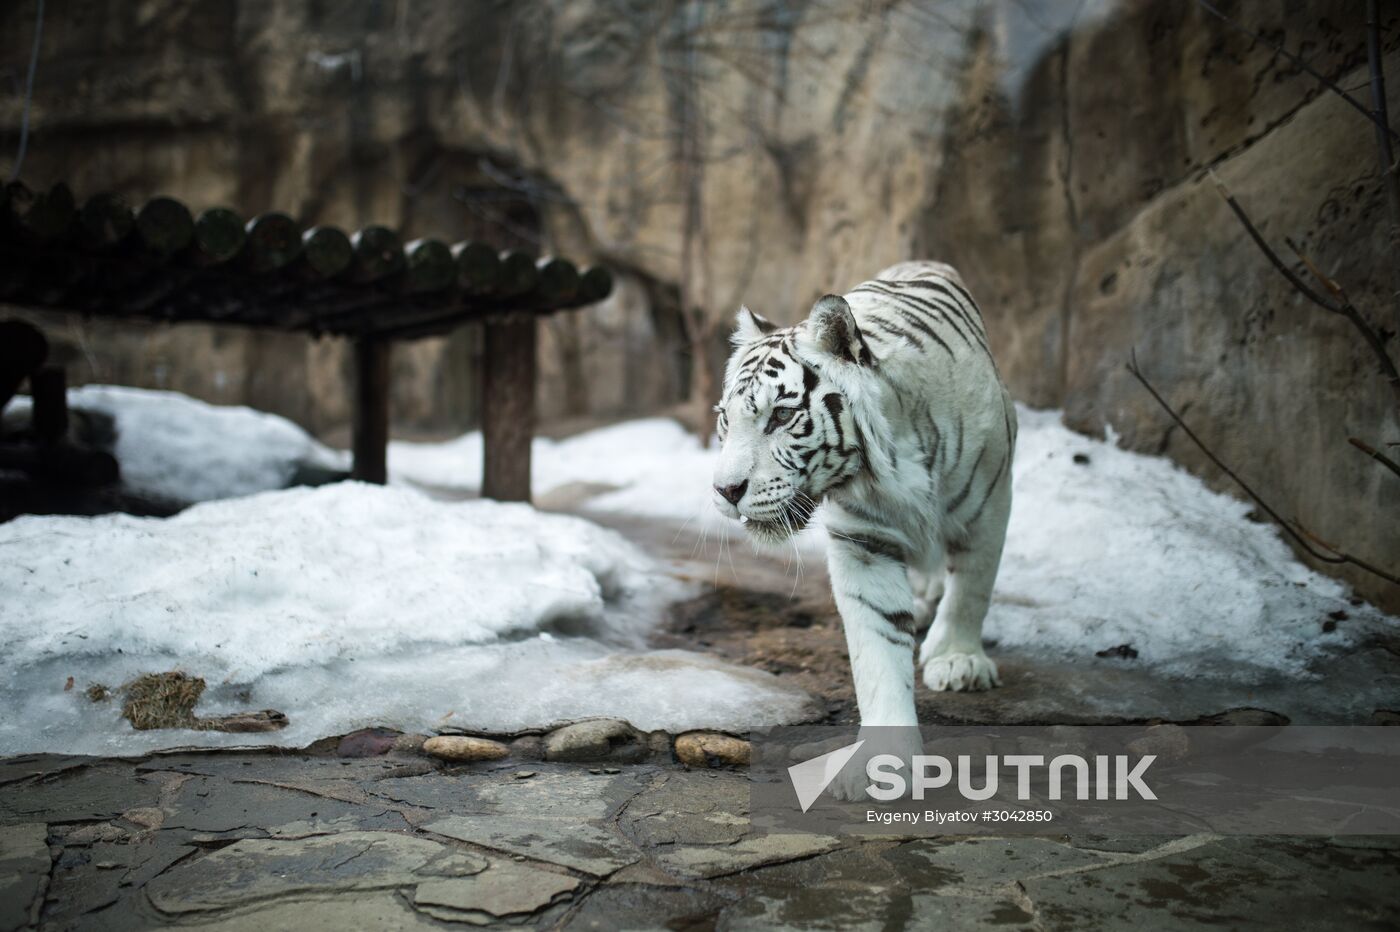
xmin=787 ymin=739 xmax=865 ymax=812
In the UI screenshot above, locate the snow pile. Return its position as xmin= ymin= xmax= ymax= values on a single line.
xmin=413 ymin=408 xmax=1389 ymax=680
xmin=3 ymin=385 xmax=1392 ymax=754
xmin=991 ymin=408 xmax=1389 ymax=678
xmin=0 ymin=483 xmax=816 ymax=755
xmin=7 ymin=385 xmax=349 ymax=503
xmin=390 ymin=417 xmax=717 ymax=517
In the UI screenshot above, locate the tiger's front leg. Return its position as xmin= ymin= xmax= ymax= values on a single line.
xmin=823 ymin=531 xmax=924 ymax=801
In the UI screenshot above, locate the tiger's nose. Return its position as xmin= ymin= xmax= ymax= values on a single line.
xmin=715 ymin=480 xmax=748 ymax=505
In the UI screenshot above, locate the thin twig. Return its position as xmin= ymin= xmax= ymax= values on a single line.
xmin=1208 ymin=170 xmax=1334 ymax=308
xmin=1197 ymin=0 xmax=1400 ymax=143
xmin=1209 ymin=170 xmax=1400 ymax=415
xmin=1126 ymin=350 xmax=1400 ymax=587
xmin=1349 ymin=436 xmax=1400 ymax=480
xmin=1366 ymin=0 xmax=1400 ymax=324
xmin=1284 ymin=237 xmax=1346 ymax=303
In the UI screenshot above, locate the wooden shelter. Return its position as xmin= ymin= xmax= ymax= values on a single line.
xmin=0 ymin=180 xmax=614 ymax=501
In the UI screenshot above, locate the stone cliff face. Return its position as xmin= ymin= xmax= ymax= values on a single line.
xmin=1 ymin=0 xmax=1396 ymax=606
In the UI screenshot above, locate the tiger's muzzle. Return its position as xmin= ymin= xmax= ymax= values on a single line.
xmin=737 ymin=494 xmax=817 ymax=544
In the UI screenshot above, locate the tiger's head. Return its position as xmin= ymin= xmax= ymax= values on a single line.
xmin=712 ymin=294 xmax=877 ymax=544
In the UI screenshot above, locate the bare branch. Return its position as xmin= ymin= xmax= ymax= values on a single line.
xmin=1208 ymin=170 xmax=1336 ymax=309
xmin=1366 ymin=0 xmax=1400 ymax=322
xmin=1197 ymin=0 xmax=1400 ymax=143
xmin=1349 ymin=436 xmax=1400 ymax=480
xmin=1209 ymin=170 xmax=1400 ymax=415
xmin=1284 ymin=237 xmax=1347 ymax=303
xmin=1126 ymin=350 xmax=1400 ymax=587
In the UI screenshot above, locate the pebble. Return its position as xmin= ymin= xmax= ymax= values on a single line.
xmin=675 ymin=732 xmax=751 ymax=768
xmin=1126 ymin=724 xmax=1190 ymax=763
xmin=422 ymin=735 xmax=510 ymax=762
xmin=544 ymin=719 xmax=638 ymax=762
xmin=509 ymin=734 xmax=545 ymax=760
xmin=512 ymin=770 xmax=538 ymax=780
xmin=337 ymin=727 xmax=400 ymax=758
xmin=392 ymin=733 xmax=429 ymax=753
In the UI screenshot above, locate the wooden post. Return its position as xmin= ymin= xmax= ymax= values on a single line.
xmin=351 ymin=338 xmax=391 ymax=484
xmin=0 ymin=319 xmax=47 ymax=412
xmin=481 ymin=315 xmax=536 ymax=502
xmin=31 ymin=366 xmax=68 ymax=443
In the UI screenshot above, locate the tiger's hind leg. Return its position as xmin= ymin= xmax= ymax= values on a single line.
xmin=920 ymin=472 xmax=1011 ymax=692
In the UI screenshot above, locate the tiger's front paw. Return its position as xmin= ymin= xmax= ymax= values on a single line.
xmin=826 ymin=759 xmax=875 ymax=802
xmin=824 ymin=728 xmax=924 ymax=802
xmin=923 ymin=651 xmax=1000 ymax=692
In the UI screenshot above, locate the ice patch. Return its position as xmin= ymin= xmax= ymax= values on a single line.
xmin=0 ymin=483 xmax=817 ymax=755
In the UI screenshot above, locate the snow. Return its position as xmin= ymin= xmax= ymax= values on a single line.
xmin=2 ymin=385 xmax=1393 ymax=755
xmin=0 ymin=483 xmax=815 ymax=756
xmin=7 ymin=385 xmax=349 ymax=504
xmin=991 ymin=407 xmax=1388 ymax=677
xmin=400 ymin=411 xmax=1389 ymax=680
xmin=386 ymin=408 xmax=1396 ymax=679
xmin=389 ymin=417 xmax=716 ymax=517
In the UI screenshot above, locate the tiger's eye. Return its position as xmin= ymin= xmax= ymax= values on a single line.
xmin=767 ymin=406 xmax=796 ymax=431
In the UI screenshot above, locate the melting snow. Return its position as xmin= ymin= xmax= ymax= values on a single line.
xmin=0 ymin=483 xmax=815 ymax=755
xmin=7 ymin=385 xmax=349 ymax=504
xmin=1 ymin=386 xmax=1393 ymax=754
xmin=394 ymin=407 xmax=1394 ymax=680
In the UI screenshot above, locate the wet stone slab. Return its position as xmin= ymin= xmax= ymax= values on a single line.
xmin=721 ymin=884 xmax=1040 ymax=931
xmin=650 ymin=832 xmax=843 ymax=880
xmin=1 ymin=746 xmax=1399 ymax=930
xmin=0 ymin=757 xmax=92 ymax=788
xmin=0 ymin=822 xmax=50 ymax=931
xmin=411 ymin=859 xmax=581 ymax=923
xmin=136 ymin=752 xmax=435 ymax=784
xmin=560 ymin=882 xmax=734 ymax=931
xmin=424 ymin=813 xmax=641 ymax=877
xmin=1017 ymin=837 xmax=1400 ymax=932
xmin=370 ymin=765 xmax=646 ymax=820
xmin=39 ymin=834 xmax=194 ymax=932
xmin=717 ymin=880 xmax=905 ymax=931
xmin=622 ymin=770 xmax=751 ymax=846
xmin=160 ymin=775 xmax=403 ymax=836
xmin=879 ymin=836 xmax=1117 ymax=893
xmin=172 ymin=893 xmax=446 ymax=931
xmin=0 ymin=764 xmax=159 ymax=825
xmin=903 ymin=895 xmax=1038 ymax=931
xmin=144 ymin=831 xmax=466 ymax=914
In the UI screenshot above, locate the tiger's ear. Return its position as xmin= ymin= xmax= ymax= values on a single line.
xmin=807 ymin=294 xmax=873 ymax=366
xmin=732 ymin=306 xmax=777 ymax=345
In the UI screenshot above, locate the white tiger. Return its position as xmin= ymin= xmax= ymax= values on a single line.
xmin=712 ymin=260 xmax=1016 ymax=798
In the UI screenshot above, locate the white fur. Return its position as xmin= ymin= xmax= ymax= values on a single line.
xmin=716 ymin=262 xmax=1017 ymax=800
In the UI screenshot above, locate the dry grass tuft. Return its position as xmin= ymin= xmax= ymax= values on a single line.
xmin=120 ymin=671 xmax=206 ymax=730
